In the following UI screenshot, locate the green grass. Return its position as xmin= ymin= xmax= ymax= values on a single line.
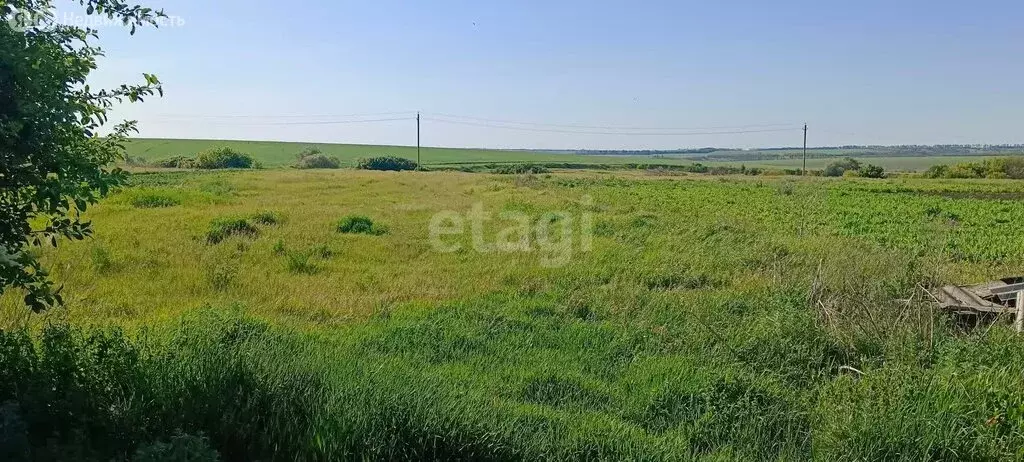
xmin=126 ymin=138 xmax=1024 ymax=172
xmin=4 ymin=169 xmax=1024 ymax=459
xmin=125 ymin=138 xmax=698 ymax=168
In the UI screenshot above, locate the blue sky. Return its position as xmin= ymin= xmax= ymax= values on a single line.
xmin=76 ymin=0 xmax=1024 ymax=149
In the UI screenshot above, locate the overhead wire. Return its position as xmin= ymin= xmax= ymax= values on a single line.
xmin=421 ymin=117 xmax=802 ymax=136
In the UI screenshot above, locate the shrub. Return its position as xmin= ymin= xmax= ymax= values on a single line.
xmin=824 ymin=157 xmax=862 ymax=177
xmin=193 ymin=147 xmax=255 ymax=169
xmin=923 ymin=164 xmax=949 ymax=179
xmin=1002 ymin=157 xmax=1024 ymax=179
xmin=272 ymin=239 xmax=286 ymax=256
xmin=492 ymin=164 xmax=550 ymax=174
xmin=859 ymin=164 xmax=886 ymax=178
xmin=154 ymin=156 xmax=195 ymax=169
xmin=294 ymin=147 xmax=341 ymax=169
xmin=251 ymin=211 xmax=283 ymax=226
xmin=206 ymin=262 xmax=238 ymax=291
xmin=295 ymin=154 xmax=341 ymax=169
xmin=356 ymin=156 xmax=417 ymax=171
xmin=205 ymin=217 xmax=259 ymax=244
xmin=311 ymin=244 xmax=333 ymax=259
xmin=284 ymin=251 xmax=318 ymax=275
xmin=337 ymin=215 xmax=387 ymax=235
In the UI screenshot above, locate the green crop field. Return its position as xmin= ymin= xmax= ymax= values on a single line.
xmin=5 ymin=168 xmax=1024 ymax=460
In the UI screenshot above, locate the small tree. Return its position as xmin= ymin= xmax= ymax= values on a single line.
xmin=859 ymin=164 xmax=885 ymax=178
xmin=823 ymin=157 xmax=862 ymax=177
xmin=1 ymin=1 xmax=164 ymax=311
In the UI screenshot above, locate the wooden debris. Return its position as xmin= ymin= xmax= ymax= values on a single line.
xmin=932 ymin=277 xmax=1024 ymax=329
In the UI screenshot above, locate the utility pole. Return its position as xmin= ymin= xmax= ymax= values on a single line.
xmin=802 ymin=123 xmax=808 ymax=175
xmin=416 ymin=112 xmax=421 ymax=167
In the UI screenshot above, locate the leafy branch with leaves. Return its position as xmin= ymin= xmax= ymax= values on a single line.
xmin=1 ymin=0 xmax=164 ymax=311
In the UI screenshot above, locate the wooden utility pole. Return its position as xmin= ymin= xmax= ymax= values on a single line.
xmin=802 ymin=123 xmax=808 ymax=175
xmin=416 ymin=112 xmax=421 ymax=166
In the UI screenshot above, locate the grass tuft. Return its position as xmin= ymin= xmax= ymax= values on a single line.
xmin=336 ymin=215 xmax=387 ymax=235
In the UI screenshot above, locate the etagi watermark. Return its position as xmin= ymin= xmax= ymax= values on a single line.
xmin=428 ymin=196 xmax=594 ymax=268
xmin=6 ymin=11 xmax=186 ymax=32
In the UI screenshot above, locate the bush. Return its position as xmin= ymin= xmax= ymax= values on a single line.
xmin=294 ymin=147 xmax=341 ymax=169
xmin=251 ymin=211 xmax=283 ymax=226
xmin=205 ymin=217 xmax=260 ymax=244
xmin=155 ymin=156 xmax=195 ymax=169
xmin=193 ymin=147 xmax=255 ymax=169
xmin=1002 ymin=157 xmax=1024 ymax=179
xmin=923 ymin=164 xmax=949 ymax=179
xmin=337 ymin=215 xmax=387 ymax=235
xmin=492 ymin=164 xmax=550 ymax=174
xmin=824 ymin=157 xmax=862 ymax=177
xmin=284 ymin=251 xmax=318 ymax=275
xmin=859 ymin=164 xmax=885 ymax=178
xmin=356 ymin=156 xmax=417 ymax=171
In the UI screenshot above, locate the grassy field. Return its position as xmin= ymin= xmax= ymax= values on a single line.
xmin=124 ymin=138 xmax=697 ymax=168
xmin=5 ymin=169 xmax=1024 ymax=459
xmin=713 ymin=155 xmax=1007 ymax=172
xmin=125 ymin=138 xmax=1004 ymax=172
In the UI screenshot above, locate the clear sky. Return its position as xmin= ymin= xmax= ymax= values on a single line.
xmin=74 ymin=0 xmax=1024 ymax=149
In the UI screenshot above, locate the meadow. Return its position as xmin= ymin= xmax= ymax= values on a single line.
xmin=124 ymin=138 xmax=697 ymax=168
xmin=4 ymin=168 xmax=1024 ymax=460
xmin=125 ymin=138 xmax=1013 ymax=172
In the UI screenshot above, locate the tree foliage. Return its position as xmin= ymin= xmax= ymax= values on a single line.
xmin=1 ymin=0 xmax=164 ymax=311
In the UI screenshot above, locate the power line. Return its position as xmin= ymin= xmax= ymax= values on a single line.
xmin=422 ymin=117 xmax=802 ymax=136
xmin=425 ymin=112 xmax=798 ymax=131
xmin=149 ymin=111 xmax=417 ymax=120
xmin=144 ymin=117 xmax=413 ymax=126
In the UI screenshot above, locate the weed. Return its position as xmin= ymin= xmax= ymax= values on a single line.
xmin=90 ymin=245 xmax=114 ymax=274
xmin=310 ymin=244 xmax=333 ymax=259
xmin=251 ymin=211 xmax=282 ymax=226
xmin=207 ymin=263 xmax=237 ymax=291
xmin=337 ymin=215 xmax=386 ymax=235
xmin=285 ymin=251 xmax=318 ymax=275
xmin=206 ymin=217 xmax=259 ymax=244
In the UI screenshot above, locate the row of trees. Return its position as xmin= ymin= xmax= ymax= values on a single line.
xmin=924 ymin=157 xmax=1024 ymax=179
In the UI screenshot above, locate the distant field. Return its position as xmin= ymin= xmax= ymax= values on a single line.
xmin=124 ymin=138 xmax=695 ymax=168
xmin=124 ymin=139 xmax=1019 ymax=172
xmin=712 ymin=155 xmax=1007 ymax=172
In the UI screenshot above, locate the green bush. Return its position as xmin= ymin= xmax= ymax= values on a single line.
xmin=356 ymin=156 xmax=417 ymax=171
xmin=284 ymin=251 xmax=318 ymax=275
xmin=251 ymin=211 xmax=283 ymax=226
xmin=154 ymin=156 xmax=195 ymax=169
xmin=824 ymin=157 xmax=862 ymax=177
xmin=294 ymin=147 xmax=341 ymax=169
xmin=193 ymin=147 xmax=255 ymax=169
xmin=337 ymin=215 xmax=387 ymax=235
xmin=205 ymin=217 xmax=259 ymax=244
xmin=859 ymin=164 xmax=886 ymax=178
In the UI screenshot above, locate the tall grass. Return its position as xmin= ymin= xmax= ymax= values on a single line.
xmin=4 ymin=170 xmax=1024 ymax=459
